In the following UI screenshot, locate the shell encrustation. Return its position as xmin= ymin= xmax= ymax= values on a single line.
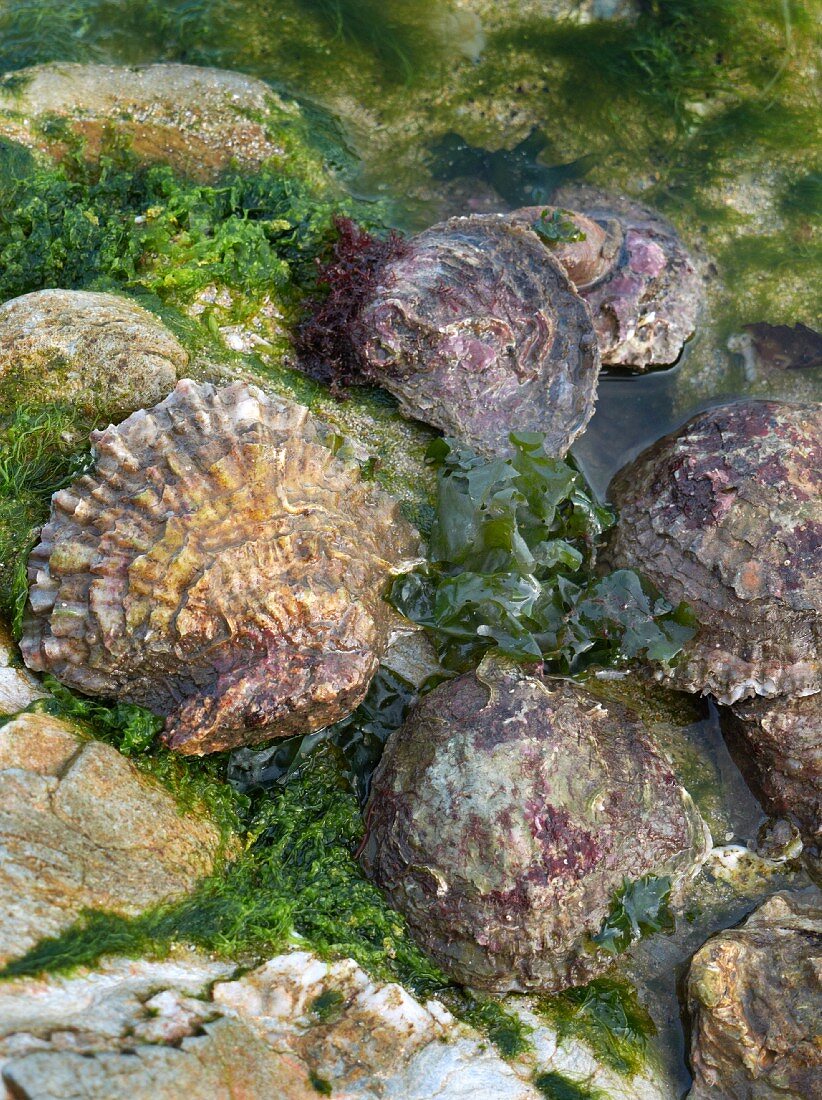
xmin=21 ymin=380 xmax=422 ymax=755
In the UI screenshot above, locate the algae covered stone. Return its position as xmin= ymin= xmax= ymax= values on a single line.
xmin=0 ymin=62 xmax=324 ymax=183
xmin=361 ymin=655 xmax=710 ymax=993
xmin=606 ymin=400 xmax=821 ymax=704
xmin=21 ymin=380 xmax=422 ymax=755
xmin=0 ymin=712 xmax=224 ymax=966
xmin=0 ymin=289 xmax=189 ymax=421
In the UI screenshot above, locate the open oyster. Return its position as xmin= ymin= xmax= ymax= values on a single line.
xmin=361 ymin=656 xmax=710 ymax=993
xmin=606 ymin=400 xmax=821 ymax=704
xmin=21 ymin=380 xmax=422 ymax=756
xmin=351 ymin=214 xmax=600 ymax=457
xmin=512 ymin=187 xmax=703 ymax=370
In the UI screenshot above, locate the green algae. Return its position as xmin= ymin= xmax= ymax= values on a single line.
xmin=537 ymin=976 xmax=655 ymax=1077
xmin=534 ymin=1071 xmax=602 ymax=1100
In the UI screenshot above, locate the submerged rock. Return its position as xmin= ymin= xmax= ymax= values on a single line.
xmin=361 ymin=656 xmax=710 ymax=993
xmin=686 ymin=888 xmax=822 ymax=1099
xmin=727 ymin=693 xmax=821 ymax=861
xmin=309 ymin=214 xmax=600 ymax=457
xmin=21 ymin=380 xmax=421 ymax=755
xmin=0 ymin=62 xmax=320 ymax=182
xmin=516 ymin=187 xmax=703 ymax=370
xmin=0 ymin=289 xmax=189 ymax=421
xmin=0 ymin=951 xmax=539 ymax=1100
xmin=0 ymin=712 xmax=223 ymax=966
xmin=606 ymin=400 xmax=821 ymax=704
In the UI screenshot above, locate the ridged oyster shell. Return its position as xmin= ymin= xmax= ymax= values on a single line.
xmin=606 ymin=400 xmax=821 ymax=704
xmin=21 ymin=380 xmax=422 ymax=755
xmin=355 ymin=214 xmax=600 ymax=457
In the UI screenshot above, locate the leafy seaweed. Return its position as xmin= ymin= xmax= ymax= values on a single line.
xmin=590 ymin=875 xmax=675 ymax=956
xmin=538 ymin=976 xmax=655 ymax=1076
xmin=389 ymin=434 xmax=696 ymax=675
xmin=40 ymin=675 xmax=163 ymax=756
xmin=534 ymin=208 xmax=587 ymax=246
xmin=534 ymin=1072 xmax=601 ymax=1100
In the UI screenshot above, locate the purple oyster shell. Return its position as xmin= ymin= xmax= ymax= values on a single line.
xmin=606 ymin=400 xmax=821 ymax=704
xmin=517 ymin=186 xmax=704 ymax=371
xmin=355 ymin=214 xmax=600 ymax=457
xmin=361 ymin=656 xmax=710 ymax=993
xmin=21 ymin=380 xmax=422 ymax=756
xmin=727 ymin=694 xmax=821 ymax=861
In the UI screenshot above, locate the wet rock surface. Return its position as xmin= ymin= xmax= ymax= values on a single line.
xmin=606 ymin=400 xmax=822 ymax=704
xmin=727 ymin=694 xmax=821 ymax=861
xmin=0 ymin=63 xmax=311 ymax=180
xmin=21 ymin=379 xmax=422 ymax=755
xmin=0 ymin=289 xmax=189 ymax=421
xmin=0 ymin=951 xmax=539 ymax=1100
xmin=0 ymin=712 xmax=223 ymax=966
xmin=686 ymin=888 xmax=822 ymax=1099
xmin=361 ymin=655 xmax=710 ymax=993
xmin=353 ymin=214 xmax=600 ymax=457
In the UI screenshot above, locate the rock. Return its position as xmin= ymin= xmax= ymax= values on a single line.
xmin=0 ymin=713 xmax=223 ymax=966
xmin=726 ymin=694 xmax=821 ymax=860
xmin=0 ymin=622 xmax=44 ymax=715
xmin=0 ymin=63 xmax=318 ymax=182
xmin=686 ymin=888 xmax=822 ymax=1099
xmin=0 ymin=290 xmax=189 ymax=422
xmin=361 ymin=655 xmax=710 ymax=992
xmin=606 ymin=400 xmax=822 ymax=704
xmin=0 ymin=951 xmax=540 ymax=1099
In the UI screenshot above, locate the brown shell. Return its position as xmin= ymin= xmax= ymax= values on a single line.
xmin=727 ymin=693 xmax=821 ymax=860
xmin=21 ymin=380 xmax=422 ymax=755
xmin=355 ymin=214 xmax=600 ymax=457
xmin=606 ymin=400 xmax=821 ymax=704
xmin=531 ymin=186 xmax=704 ymax=370
xmin=361 ymin=656 xmax=710 ymax=993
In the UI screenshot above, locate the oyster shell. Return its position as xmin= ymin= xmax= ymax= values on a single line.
xmin=515 ymin=187 xmax=703 ymax=370
xmin=606 ymin=400 xmax=821 ymax=704
xmin=361 ymin=655 xmax=710 ymax=993
xmin=727 ymin=693 xmax=821 ymax=861
xmin=21 ymin=380 xmax=422 ymax=756
xmin=354 ymin=214 xmax=600 ymax=457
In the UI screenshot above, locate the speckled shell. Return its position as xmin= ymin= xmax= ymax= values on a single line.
xmin=361 ymin=656 xmax=710 ymax=993
xmin=727 ymin=694 xmax=821 ymax=860
xmin=356 ymin=214 xmax=600 ymax=457
xmin=606 ymin=401 xmax=821 ymax=704
xmin=21 ymin=380 xmax=422 ymax=756
xmin=527 ymin=186 xmax=704 ymax=371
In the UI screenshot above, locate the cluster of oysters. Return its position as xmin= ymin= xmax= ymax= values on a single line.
xmin=18 ymin=187 xmax=820 ymax=992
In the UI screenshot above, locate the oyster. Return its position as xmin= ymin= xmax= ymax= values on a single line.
xmin=21 ymin=380 xmax=421 ymax=756
xmin=727 ymin=694 xmax=821 ymax=861
xmin=514 ymin=187 xmax=703 ymax=370
xmin=352 ymin=214 xmax=600 ymax=457
xmin=361 ymin=656 xmax=710 ymax=993
xmin=606 ymin=400 xmax=821 ymax=704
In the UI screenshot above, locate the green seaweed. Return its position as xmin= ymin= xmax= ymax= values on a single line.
xmin=443 ymin=993 xmax=533 ymax=1059
xmin=534 ymin=1072 xmax=601 ymax=1100
xmin=538 ymin=976 xmax=655 ymax=1077
xmin=590 ymin=875 xmax=675 ymax=957
xmin=0 ymin=405 xmax=92 ymax=632
xmin=389 ymin=434 xmax=695 ymax=674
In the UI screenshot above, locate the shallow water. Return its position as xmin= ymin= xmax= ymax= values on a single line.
xmin=1 ymin=1 xmax=819 ymax=1094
